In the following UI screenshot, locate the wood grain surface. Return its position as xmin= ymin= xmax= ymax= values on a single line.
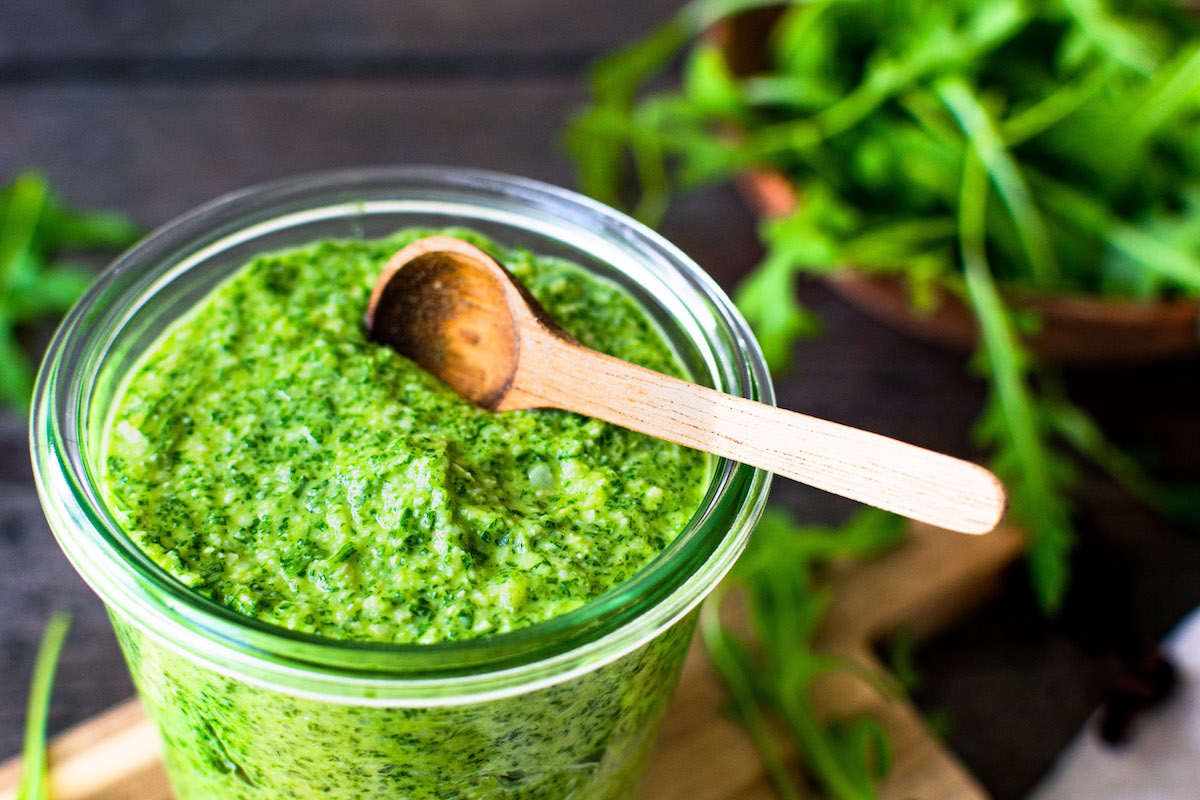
xmin=4 ymin=3 xmax=1200 ymax=799
xmin=2 ymin=0 xmax=686 ymax=60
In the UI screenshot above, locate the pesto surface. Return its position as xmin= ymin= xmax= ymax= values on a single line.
xmin=102 ymin=228 xmax=709 ymax=644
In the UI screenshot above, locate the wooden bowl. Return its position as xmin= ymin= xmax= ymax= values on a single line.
xmin=738 ymin=170 xmax=1200 ymax=367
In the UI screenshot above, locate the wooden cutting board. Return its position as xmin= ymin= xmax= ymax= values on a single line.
xmin=0 ymin=521 xmax=1023 ymax=800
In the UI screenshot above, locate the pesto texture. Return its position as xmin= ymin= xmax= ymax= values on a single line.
xmin=112 ymin=611 xmax=696 ymax=800
xmin=103 ymin=229 xmax=708 ymax=643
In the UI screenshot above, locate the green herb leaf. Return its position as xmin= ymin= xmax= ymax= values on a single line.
xmin=1041 ymin=395 xmax=1200 ymax=522
xmin=1060 ymin=0 xmax=1160 ymax=76
xmin=734 ymin=245 xmax=821 ymax=373
xmin=701 ymin=507 xmax=904 ymax=799
xmin=700 ymin=601 xmax=804 ymax=800
xmin=0 ymin=321 xmax=35 ymax=411
xmin=883 ymin=627 xmax=922 ymax=694
xmin=0 ymin=170 xmax=142 ymax=414
xmin=0 ymin=171 xmax=48 ymax=290
xmin=567 ymin=0 xmax=1200 ymax=613
xmin=959 ymin=152 xmax=1073 ymax=612
xmin=4 ymin=264 xmax=95 ymax=324
xmin=683 ymin=42 xmax=744 ymax=118
xmin=936 ymin=76 xmax=1060 ymax=286
xmin=17 ymin=610 xmax=72 ymax=800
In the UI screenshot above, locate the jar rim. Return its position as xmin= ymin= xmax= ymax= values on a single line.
xmin=31 ymin=165 xmax=773 ymax=704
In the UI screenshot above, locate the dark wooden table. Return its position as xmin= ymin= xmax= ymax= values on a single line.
xmin=4 ymin=3 xmax=1200 ymax=798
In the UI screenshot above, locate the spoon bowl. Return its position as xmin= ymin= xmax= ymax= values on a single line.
xmin=366 ymin=237 xmax=522 ymax=409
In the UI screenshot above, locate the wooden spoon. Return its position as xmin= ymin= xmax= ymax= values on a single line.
xmin=365 ymin=236 xmax=1007 ymax=535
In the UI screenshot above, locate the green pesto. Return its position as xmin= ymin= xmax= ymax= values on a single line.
xmin=111 ymin=611 xmax=697 ymax=799
xmin=102 ymin=228 xmax=709 ymax=644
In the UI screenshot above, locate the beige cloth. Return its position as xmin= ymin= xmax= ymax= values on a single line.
xmin=1029 ymin=607 xmax=1200 ymax=799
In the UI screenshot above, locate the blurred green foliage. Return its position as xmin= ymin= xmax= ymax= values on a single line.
xmin=0 ymin=170 xmax=142 ymax=413
xmin=701 ymin=508 xmax=905 ymax=799
xmin=566 ymin=0 xmax=1200 ymax=615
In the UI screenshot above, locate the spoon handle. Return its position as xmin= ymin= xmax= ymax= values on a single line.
xmin=515 ymin=335 xmax=1006 ymax=535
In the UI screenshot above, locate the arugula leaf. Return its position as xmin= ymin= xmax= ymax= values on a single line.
xmin=566 ymin=0 xmax=1200 ymax=613
xmin=883 ymin=627 xmax=922 ymax=695
xmin=0 ymin=170 xmax=142 ymax=414
xmin=701 ymin=616 xmax=803 ymax=800
xmin=17 ymin=610 xmax=72 ymax=800
xmin=735 ymin=197 xmax=839 ymax=371
xmin=684 ymin=42 xmax=746 ymax=118
xmin=936 ymin=77 xmax=1059 ymax=285
xmin=0 ymin=323 xmax=35 ymax=411
xmin=702 ymin=507 xmax=904 ymax=799
xmin=1060 ymin=0 xmax=1160 ymax=76
xmin=958 ymin=152 xmax=1074 ymax=611
xmin=0 ymin=173 xmax=48 ymax=301
xmin=1040 ymin=392 xmax=1200 ymax=522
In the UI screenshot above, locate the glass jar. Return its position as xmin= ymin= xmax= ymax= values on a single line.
xmin=31 ymin=166 xmax=772 ymax=799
